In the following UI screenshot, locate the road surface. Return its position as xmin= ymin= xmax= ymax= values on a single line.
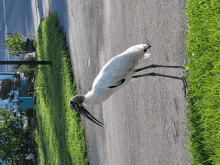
xmin=67 ymin=0 xmax=191 ymax=165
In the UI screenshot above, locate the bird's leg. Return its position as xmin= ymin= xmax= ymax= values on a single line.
xmin=132 ymin=72 xmax=184 ymax=79
xmin=132 ymin=72 xmax=188 ymax=100
xmin=134 ymin=64 xmax=186 ymax=72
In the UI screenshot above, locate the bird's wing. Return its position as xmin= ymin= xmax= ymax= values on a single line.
xmin=92 ymin=54 xmax=139 ymax=89
xmin=92 ymin=44 xmax=151 ymax=90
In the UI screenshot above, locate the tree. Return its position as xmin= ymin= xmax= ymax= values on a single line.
xmin=0 ymin=107 xmax=35 ymax=164
xmin=2 ymin=32 xmax=26 ymax=56
xmin=0 ymin=78 xmax=15 ymax=92
xmin=2 ymin=32 xmax=51 ymax=66
xmin=0 ymin=78 xmax=18 ymax=100
xmin=0 ymin=91 xmax=10 ymax=101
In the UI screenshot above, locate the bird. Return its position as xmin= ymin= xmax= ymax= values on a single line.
xmin=69 ymin=44 xmax=151 ymax=127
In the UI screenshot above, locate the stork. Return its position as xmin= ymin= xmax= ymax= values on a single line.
xmin=69 ymin=44 xmax=186 ymax=126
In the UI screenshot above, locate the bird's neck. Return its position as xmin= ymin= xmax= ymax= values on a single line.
xmin=84 ymin=90 xmax=95 ymax=106
xmin=84 ymin=88 xmax=112 ymax=106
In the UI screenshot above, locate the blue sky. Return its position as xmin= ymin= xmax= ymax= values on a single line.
xmin=0 ymin=0 xmax=34 ymax=72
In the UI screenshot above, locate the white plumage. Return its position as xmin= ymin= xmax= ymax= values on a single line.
xmin=84 ymin=44 xmax=151 ymax=106
xmin=69 ymin=44 xmax=151 ymax=126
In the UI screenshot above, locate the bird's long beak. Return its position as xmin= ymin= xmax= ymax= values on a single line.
xmin=78 ymin=106 xmax=104 ymax=127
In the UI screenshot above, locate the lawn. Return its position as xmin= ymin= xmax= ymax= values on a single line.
xmin=185 ymin=0 xmax=220 ymax=164
xmin=34 ymin=12 xmax=88 ymax=165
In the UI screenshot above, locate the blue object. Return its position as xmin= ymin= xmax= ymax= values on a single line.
xmin=18 ymin=97 xmax=33 ymax=109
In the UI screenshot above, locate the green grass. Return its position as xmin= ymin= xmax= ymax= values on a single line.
xmin=34 ymin=12 xmax=88 ymax=165
xmin=185 ymin=0 xmax=220 ymax=164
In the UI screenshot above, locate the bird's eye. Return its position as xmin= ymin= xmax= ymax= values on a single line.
xmin=72 ymin=102 xmax=81 ymax=110
xmin=72 ymin=104 xmax=77 ymax=109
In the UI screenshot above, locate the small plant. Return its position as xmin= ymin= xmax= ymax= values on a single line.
xmin=3 ymin=32 xmax=26 ymax=56
xmin=19 ymin=65 xmax=35 ymax=76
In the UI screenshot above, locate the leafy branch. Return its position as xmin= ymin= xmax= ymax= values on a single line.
xmin=2 ymin=32 xmax=26 ymax=56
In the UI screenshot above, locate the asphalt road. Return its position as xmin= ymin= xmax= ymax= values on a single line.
xmin=66 ymin=0 xmax=191 ymax=164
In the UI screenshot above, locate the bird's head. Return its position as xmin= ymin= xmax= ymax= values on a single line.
xmin=130 ymin=44 xmax=151 ymax=53
xmin=69 ymin=95 xmax=85 ymax=112
xmin=143 ymin=44 xmax=151 ymax=52
xmin=69 ymin=95 xmax=104 ymax=127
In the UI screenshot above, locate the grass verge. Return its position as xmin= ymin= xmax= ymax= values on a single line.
xmin=185 ymin=0 xmax=220 ymax=164
xmin=34 ymin=12 xmax=88 ymax=165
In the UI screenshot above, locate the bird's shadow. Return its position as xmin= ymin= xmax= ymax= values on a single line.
xmin=133 ymin=64 xmax=188 ymax=100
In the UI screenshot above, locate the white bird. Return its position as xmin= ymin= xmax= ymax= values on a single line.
xmin=69 ymin=44 xmax=151 ymax=126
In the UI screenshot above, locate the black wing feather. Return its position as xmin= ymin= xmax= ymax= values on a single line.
xmin=108 ymin=79 xmax=125 ymax=89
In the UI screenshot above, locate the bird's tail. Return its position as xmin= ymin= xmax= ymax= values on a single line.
xmin=144 ymin=53 xmax=151 ymax=59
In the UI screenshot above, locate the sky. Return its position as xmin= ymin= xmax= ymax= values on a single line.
xmin=0 ymin=0 xmax=34 ymax=72
xmin=0 ymin=0 xmax=69 ymax=71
